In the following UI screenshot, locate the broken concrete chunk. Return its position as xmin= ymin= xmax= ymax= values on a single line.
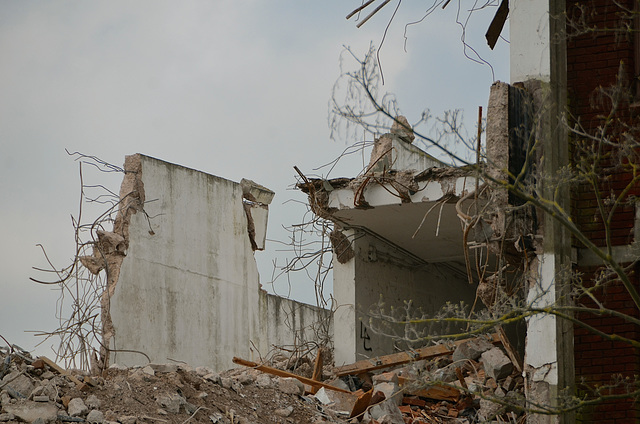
xmin=277 ymin=377 xmax=304 ymax=396
xmin=203 ymin=373 xmax=221 ymax=385
xmin=141 ymin=366 xmax=154 ymax=376
xmin=433 ymin=366 xmax=456 ymax=383
xmin=478 ymin=397 xmax=505 ymax=421
xmin=96 ymin=230 xmax=126 ymax=254
xmin=79 ymin=256 xmax=106 ymax=275
xmin=367 ymin=399 xmax=404 ymax=423
xmin=4 ymin=400 xmax=59 ymax=423
xmin=154 ymin=393 xmax=185 ymax=414
xmin=240 ymin=178 xmax=275 ymax=205
xmin=2 ymin=371 xmax=35 ymax=398
xmin=118 ymin=416 xmax=137 ymax=424
xmin=373 ymin=382 xmax=401 ymax=406
xmin=390 ymin=115 xmax=415 ymax=144
xmin=326 ymin=378 xmax=350 ymax=392
xmin=67 ymin=398 xmax=88 ymax=417
xmin=236 ymin=373 xmax=254 ymax=385
xmin=254 ymin=374 xmax=272 ymax=389
xmin=86 ymin=410 xmax=105 ymax=424
xmin=85 ymin=395 xmax=101 ymax=410
xmin=0 ymin=413 xmax=14 ymax=422
xmin=452 ymin=338 xmax=495 ymax=363
xmin=149 ymin=364 xmax=178 ymax=374
xmin=372 ymin=372 xmax=398 ymax=385
xmin=480 ymin=348 xmax=513 ymax=380
xmin=274 ymin=406 xmax=294 ymax=418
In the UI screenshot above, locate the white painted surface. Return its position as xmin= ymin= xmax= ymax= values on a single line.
xmin=391 ymin=138 xmax=441 ymax=172
xmin=329 ymin=177 xmax=475 ymax=209
xmin=333 ymin=229 xmax=357 ymax=366
xmin=109 ymin=155 xmax=329 ymax=371
xmin=352 ymin=234 xmax=475 ymax=359
xmin=510 ymin=0 xmax=551 ymax=83
xmin=525 ymin=253 xmax=558 ymax=384
xmin=249 ymin=204 xmax=269 ymax=250
xmin=256 ymin=291 xmax=332 ymax=356
xmin=332 ymin=230 xmax=475 ymax=362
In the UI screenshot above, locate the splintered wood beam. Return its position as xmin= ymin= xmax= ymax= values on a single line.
xmin=310 ymin=348 xmax=324 ymax=395
xmin=397 ymin=376 xmax=461 ymax=402
xmin=334 ymin=333 xmax=501 ymax=376
xmin=232 ymin=357 xmax=351 ymax=394
xmin=485 ymin=0 xmax=509 ymax=49
xmin=39 ymin=356 xmax=87 ymax=389
xmin=312 ymin=348 xmax=324 ymax=381
xmin=496 ymin=326 xmax=523 ymax=373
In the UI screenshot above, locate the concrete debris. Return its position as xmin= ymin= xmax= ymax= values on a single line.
xmin=1 ymin=332 xmax=524 ymax=424
xmin=390 ymin=115 xmax=415 ymax=144
xmin=0 ymin=347 xmax=348 ymax=424
xmin=66 ymin=398 xmax=87 ymax=417
xmin=149 ymin=363 xmax=178 ymax=374
xmin=277 ymin=377 xmax=305 ymax=396
xmin=480 ymin=347 xmax=514 ymax=380
xmin=85 ymin=410 xmax=104 ymax=424
xmin=452 ymin=337 xmax=495 ymax=363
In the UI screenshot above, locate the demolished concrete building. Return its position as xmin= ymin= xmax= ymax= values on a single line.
xmin=297 ymin=128 xmax=488 ymax=367
xmin=300 ymin=1 xmax=640 ymax=422
xmin=63 ymin=1 xmax=640 ymax=422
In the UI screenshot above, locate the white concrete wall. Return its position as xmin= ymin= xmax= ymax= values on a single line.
xmin=256 ymin=292 xmax=332 ymax=356
xmin=109 ymin=155 xmax=259 ymax=370
xmin=333 ymin=230 xmax=358 ymax=366
xmin=107 ymin=155 xmax=330 ymax=371
xmin=510 ymin=0 xmax=551 ymax=83
xmin=333 ymin=231 xmax=475 ymax=363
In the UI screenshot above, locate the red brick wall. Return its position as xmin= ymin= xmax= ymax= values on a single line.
xmin=573 ymin=267 xmax=640 ymax=423
xmin=567 ymin=1 xmax=640 ymax=422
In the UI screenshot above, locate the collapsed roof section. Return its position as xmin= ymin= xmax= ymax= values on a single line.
xmin=298 ymin=118 xmax=489 ymax=365
xmin=298 ymin=119 xmax=481 ymax=272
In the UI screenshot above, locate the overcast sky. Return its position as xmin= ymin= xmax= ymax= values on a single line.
xmin=0 ymin=1 xmax=509 ymax=356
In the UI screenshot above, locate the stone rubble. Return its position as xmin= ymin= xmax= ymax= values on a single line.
xmin=1 ymin=334 xmax=525 ymax=424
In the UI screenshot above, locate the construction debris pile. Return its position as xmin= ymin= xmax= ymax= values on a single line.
xmin=232 ymin=332 xmax=526 ymax=423
xmin=329 ymin=332 xmax=526 ymax=423
xmin=0 ymin=346 xmax=346 ymax=424
xmin=1 ymin=332 xmax=524 ymax=424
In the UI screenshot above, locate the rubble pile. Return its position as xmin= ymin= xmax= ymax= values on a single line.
xmin=232 ymin=333 xmax=526 ymax=423
xmin=323 ymin=334 xmax=527 ymax=423
xmin=0 ymin=346 xmax=347 ymax=424
xmin=1 ymin=332 xmax=524 ymax=424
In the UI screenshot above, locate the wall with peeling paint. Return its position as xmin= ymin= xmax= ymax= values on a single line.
xmin=106 ymin=155 xmax=329 ymax=371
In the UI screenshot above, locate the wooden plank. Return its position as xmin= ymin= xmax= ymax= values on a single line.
xmin=455 ymin=367 xmax=468 ymax=390
xmin=496 ymin=326 xmax=523 ymax=373
xmin=334 ymin=333 xmax=501 ymax=376
xmin=397 ymin=376 xmax=460 ymax=402
xmin=310 ymin=348 xmax=324 ymax=395
xmin=311 ymin=348 xmax=324 ymax=382
xmin=350 ymin=388 xmax=373 ymax=418
xmin=232 ymin=357 xmax=351 ymax=394
xmin=39 ymin=356 xmax=87 ymax=389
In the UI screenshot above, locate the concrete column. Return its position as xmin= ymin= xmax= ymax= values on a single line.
xmin=510 ymin=1 xmax=574 ymax=423
xmin=332 ymin=228 xmax=357 ymax=366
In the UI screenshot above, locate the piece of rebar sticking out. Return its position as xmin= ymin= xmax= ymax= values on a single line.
xmin=390 ymin=115 xmax=415 ymax=144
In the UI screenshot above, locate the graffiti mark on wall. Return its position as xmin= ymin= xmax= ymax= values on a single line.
xmin=360 ymin=321 xmax=372 ymax=351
